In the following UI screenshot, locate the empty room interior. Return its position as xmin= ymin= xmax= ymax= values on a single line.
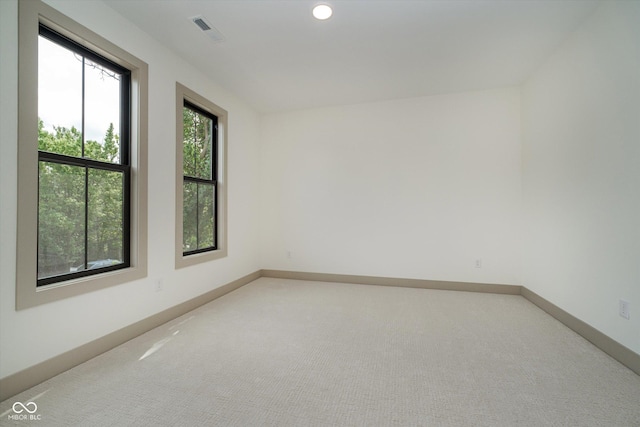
xmin=1 ymin=0 xmax=639 ymax=425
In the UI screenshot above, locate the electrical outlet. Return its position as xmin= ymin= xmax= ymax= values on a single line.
xmin=287 ymin=250 xmax=293 ymax=259
xmin=155 ymin=278 xmax=164 ymax=293
xmin=475 ymin=259 xmax=482 ymax=269
xmin=619 ymin=300 xmax=630 ymax=319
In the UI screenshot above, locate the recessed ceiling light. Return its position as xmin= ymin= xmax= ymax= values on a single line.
xmin=313 ymin=4 xmax=333 ymax=20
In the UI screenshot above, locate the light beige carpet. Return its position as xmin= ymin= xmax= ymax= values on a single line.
xmin=2 ymin=278 xmax=639 ymax=426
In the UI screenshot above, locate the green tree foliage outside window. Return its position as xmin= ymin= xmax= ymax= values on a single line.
xmin=38 ymin=119 xmax=125 ymax=279
xmin=182 ymin=104 xmax=217 ymax=254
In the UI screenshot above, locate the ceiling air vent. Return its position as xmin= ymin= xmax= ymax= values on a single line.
xmin=193 ymin=17 xmax=211 ymax=31
xmin=189 ymin=15 xmax=225 ymax=42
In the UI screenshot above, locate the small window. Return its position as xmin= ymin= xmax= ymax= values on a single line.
xmin=176 ymin=83 xmax=227 ymax=268
xmin=182 ymin=101 xmax=217 ymax=254
xmin=37 ymin=25 xmax=131 ymax=286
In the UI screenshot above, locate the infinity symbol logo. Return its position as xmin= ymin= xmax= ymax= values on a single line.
xmin=12 ymin=401 xmax=38 ymax=414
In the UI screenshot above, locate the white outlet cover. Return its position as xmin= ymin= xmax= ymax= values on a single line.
xmin=619 ymin=300 xmax=630 ymax=319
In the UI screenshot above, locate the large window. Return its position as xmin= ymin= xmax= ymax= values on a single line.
xmin=37 ymin=25 xmax=130 ymax=285
xmin=17 ymin=0 xmax=148 ymax=308
xmin=175 ymin=83 xmax=227 ymax=268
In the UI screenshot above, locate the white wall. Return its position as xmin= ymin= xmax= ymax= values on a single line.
xmin=0 ymin=0 xmax=261 ymax=378
xmin=259 ymin=88 xmax=522 ymax=285
xmin=522 ymin=0 xmax=640 ymax=354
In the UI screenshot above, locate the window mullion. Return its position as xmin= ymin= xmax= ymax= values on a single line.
xmin=81 ymin=56 xmax=85 ymax=159
xmin=38 ymin=151 xmax=128 ymax=171
xmin=82 ymin=55 xmax=87 ymax=270
xmin=213 ymin=181 xmax=217 ymax=249
xmin=195 ymin=182 xmax=200 ymax=249
xmin=193 ymin=115 xmax=198 ymax=180
xmin=84 ymin=167 xmax=89 ymax=270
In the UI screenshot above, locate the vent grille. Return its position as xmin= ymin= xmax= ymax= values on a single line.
xmin=189 ymin=15 xmax=225 ymax=42
xmin=193 ymin=17 xmax=211 ymax=31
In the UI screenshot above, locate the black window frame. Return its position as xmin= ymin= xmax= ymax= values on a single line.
xmin=37 ymin=24 xmax=131 ymax=287
xmin=182 ymin=100 xmax=218 ymax=256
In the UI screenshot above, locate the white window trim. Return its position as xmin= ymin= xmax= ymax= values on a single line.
xmin=16 ymin=0 xmax=148 ymax=309
xmin=175 ymin=82 xmax=228 ymax=268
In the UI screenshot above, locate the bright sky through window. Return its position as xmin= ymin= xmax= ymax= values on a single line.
xmin=38 ymin=36 xmax=121 ymax=146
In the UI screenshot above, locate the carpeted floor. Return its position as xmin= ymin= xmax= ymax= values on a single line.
xmin=2 ymin=278 xmax=639 ymax=426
